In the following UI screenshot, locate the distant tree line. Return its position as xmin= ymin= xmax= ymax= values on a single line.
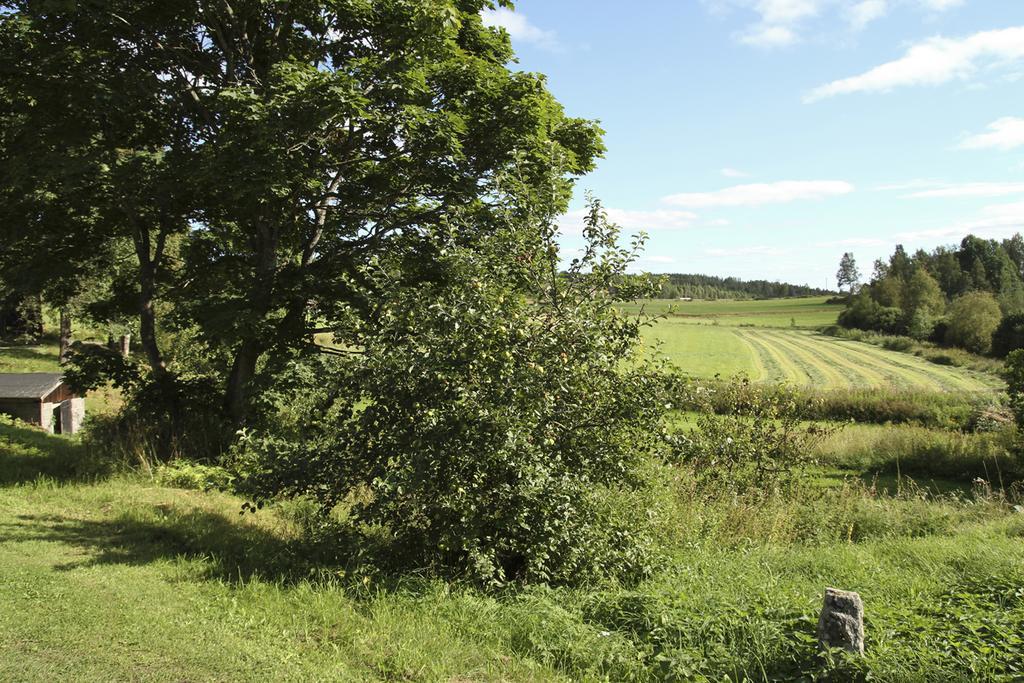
xmin=655 ymin=274 xmax=832 ymax=300
xmin=839 ymin=234 xmax=1024 ymax=356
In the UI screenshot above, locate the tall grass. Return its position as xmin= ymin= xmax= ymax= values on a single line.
xmin=817 ymin=422 xmax=1024 ymax=484
xmin=676 ymin=378 xmax=1001 ymax=430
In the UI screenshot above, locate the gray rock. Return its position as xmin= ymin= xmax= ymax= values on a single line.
xmin=817 ymin=588 xmax=864 ymax=654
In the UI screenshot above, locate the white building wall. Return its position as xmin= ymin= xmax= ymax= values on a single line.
xmin=60 ymin=398 xmax=85 ymax=434
xmin=39 ymin=402 xmax=57 ymax=434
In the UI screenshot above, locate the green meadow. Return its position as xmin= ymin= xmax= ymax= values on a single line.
xmin=3 ymin=408 xmax=1024 ymax=681
xmin=631 ymin=297 xmax=1001 ymax=392
xmin=3 ymin=310 xmax=1023 ymax=680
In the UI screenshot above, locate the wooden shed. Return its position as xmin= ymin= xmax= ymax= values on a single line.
xmin=0 ymin=373 xmax=85 ymax=434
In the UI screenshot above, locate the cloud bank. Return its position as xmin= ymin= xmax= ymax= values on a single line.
xmin=805 ymin=26 xmax=1024 ymax=102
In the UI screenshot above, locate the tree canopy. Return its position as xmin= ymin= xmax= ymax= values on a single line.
xmin=0 ymin=0 xmax=604 ymax=425
xmin=838 ymin=234 xmax=1024 ymax=351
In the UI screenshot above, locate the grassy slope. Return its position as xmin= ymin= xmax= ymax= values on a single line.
xmin=2 ymin=342 xmax=1024 ymax=679
xmin=0 ymin=344 xmax=63 ymax=373
xmin=643 ymin=321 xmax=761 ymax=379
xmin=2 ymin=421 xmax=1023 ymax=680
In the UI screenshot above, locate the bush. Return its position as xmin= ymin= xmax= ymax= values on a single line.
xmin=1005 ymin=350 xmax=1024 ymax=429
xmin=837 ymin=294 xmax=905 ymax=334
xmin=673 ymin=378 xmax=834 ymax=495
xmin=235 ymin=201 xmax=671 ymax=586
xmin=64 ymin=342 xmax=229 ymax=463
xmin=991 ymin=314 xmax=1024 ymax=358
xmin=946 ymin=291 xmax=1002 ymax=354
xmin=907 ymin=309 xmax=937 ymax=341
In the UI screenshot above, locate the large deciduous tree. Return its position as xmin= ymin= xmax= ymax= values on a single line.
xmin=0 ymin=0 xmax=603 ymax=427
xmin=836 ymin=252 xmax=860 ymax=294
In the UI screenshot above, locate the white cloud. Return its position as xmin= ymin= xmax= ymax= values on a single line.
xmin=663 ymin=180 xmax=854 ymax=208
xmin=904 ymin=182 xmax=1024 ymax=199
xmin=805 ymin=26 xmax=1024 ymax=102
xmin=846 ymin=0 xmax=887 ymax=31
xmin=874 ymin=178 xmax=946 ymax=191
xmin=959 ymin=117 xmax=1024 ymax=151
xmin=481 ymin=7 xmax=559 ymax=50
xmin=705 ymin=246 xmax=791 ymax=257
xmin=917 ymin=0 xmax=964 ymax=11
xmin=557 ymin=207 xmax=698 ymax=235
xmin=705 ymin=0 xmax=823 ymax=48
xmin=757 ymin=0 xmax=821 ymax=24
xmin=740 ymin=23 xmax=799 ymax=47
xmin=720 ymin=167 xmax=750 ymax=178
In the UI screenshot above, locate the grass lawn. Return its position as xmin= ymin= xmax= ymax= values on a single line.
xmin=2 ymin=317 xmax=1021 ymax=680
xmin=2 ymin=416 xmax=1024 ymax=680
xmin=0 ymin=343 xmax=63 ymax=373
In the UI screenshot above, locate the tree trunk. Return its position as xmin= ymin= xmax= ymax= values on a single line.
xmin=222 ymin=225 xmax=281 ymax=425
xmin=58 ymin=309 xmax=72 ymax=364
xmin=31 ymin=296 xmax=44 ymax=339
xmin=133 ymin=228 xmax=168 ymax=378
xmin=139 ymin=281 xmax=168 ymax=373
xmin=224 ymin=339 xmax=263 ymax=425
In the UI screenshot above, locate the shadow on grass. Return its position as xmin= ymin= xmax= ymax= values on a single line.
xmin=0 ymin=504 xmax=350 ymax=587
xmin=0 ymin=419 xmax=106 ymax=487
xmin=0 ymin=418 xmax=375 ymax=587
xmin=5 ymin=509 xmax=308 ymax=583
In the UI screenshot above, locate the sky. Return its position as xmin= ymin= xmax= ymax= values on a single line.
xmin=482 ymin=0 xmax=1024 ymax=288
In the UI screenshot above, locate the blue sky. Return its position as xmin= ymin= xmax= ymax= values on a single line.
xmin=483 ymin=0 xmax=1024 ymax=288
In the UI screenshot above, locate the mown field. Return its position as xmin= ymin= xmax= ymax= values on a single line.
xmin=620 ymin=296 xmax=843 ymax=328
xmin=631 ymin=297 xmax=1002 ymax=391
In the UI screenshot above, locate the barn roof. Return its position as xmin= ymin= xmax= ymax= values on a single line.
xmin=0 ymin=373 xmax=65 ymax=400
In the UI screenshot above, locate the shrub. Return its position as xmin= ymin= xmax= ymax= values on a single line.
xmin=673 ymin=378 xmax=834 ymax=494
xmin=235 ymin=201 xmax=671 ymax=586
xmin=907 ymin=309 xmax=937 ymax=341
xmin=880 ymin=335 xmax=914 ymax=352
xmin=946 ymin=291 xmax=1002 ymax=354
xmin=837 ymin=294 xmax=905 ymax=334
xmin=991 ymin=313 xmax=1024 ymax=358
xmin=1005 ymin=350 xmax=1024 ymax=429
xmin=64 ymin=342 xmax=229 ymax=463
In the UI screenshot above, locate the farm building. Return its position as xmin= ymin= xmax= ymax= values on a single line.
xmin=0 ymin=373 xmax=84 ymax=434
